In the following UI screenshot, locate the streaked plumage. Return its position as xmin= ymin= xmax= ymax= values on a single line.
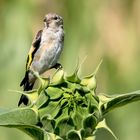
xmin=18 ymin=13 xmax=64 ymax=106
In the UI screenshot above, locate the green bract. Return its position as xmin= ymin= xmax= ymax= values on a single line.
xmin=36 ymin=67 xmax=100 ymax=140
xmin=1 ymin=62 xmax=140 ymax=140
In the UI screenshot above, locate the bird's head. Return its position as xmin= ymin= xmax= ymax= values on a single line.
xmin=43 ymin=13 xmax=63 ymax=29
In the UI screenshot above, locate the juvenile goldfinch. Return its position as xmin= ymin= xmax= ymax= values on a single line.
xmin=18 ymin=13 xmax=64 ymax=106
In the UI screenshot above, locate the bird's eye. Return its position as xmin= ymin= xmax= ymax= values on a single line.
xmin=54 ymin=17 xmax=58 ymax=20
xmin=43 ymin=18 xmax=46 ymax=22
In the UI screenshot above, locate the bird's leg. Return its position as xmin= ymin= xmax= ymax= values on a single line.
xmin=51 ymin=63 xmax=63 ymax=70
xmin=51 ymin=63 xmax=63 ymax=79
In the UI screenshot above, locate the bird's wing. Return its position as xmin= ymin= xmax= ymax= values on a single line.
xmin=26 ymin=30 xmax=42 ymax=70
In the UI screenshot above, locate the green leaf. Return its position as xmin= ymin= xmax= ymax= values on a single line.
xmin=38 ymin=77 xmax=50 ymax=93
xmin=0 ymin=107 xmax=44 ymax=140
xmin=71 ymin=106 xmax=87 ymax=130
xmin=39 ymin=101 xmax=61 ymax=120
xmin=96 ymin=119 xmax=118 ymax=140
xmin=12 ymin=89 xmax=39 ymax=105
xmin=0 ymin=124 xmax=44 ymax=140
xmin=55 ymin=107 xmax=69 ymax=126
xmin=19 ymin=125 xmax=44 ymax=140
xmin=80 ymin=60 xmax=102 ymax=90
xmin=44 ymin=133 xmax=63 ymax=140
xmin=36 ymin=91 xmax=49 ymax=109
xmin=46 ymin=87 xmax=63 ymax=101
xmin=67 ymin=82 xmax=81 ymax=93
xmin=80 ymin=75 xmax=97 ymax=91
xmin=51 ymin=69 xmax=64 ymax=85
xmin=26 ymin=90 xmax=39 ymax=105
xmin=55 ymin=117 xmax=75 ymax=138
xmin=31 ymin=70 xmax=50 ymax=92
xmin=41 ymin=115 xmax=55 ymax=133
xmin=67 ymin=130 xmax=81 ymax=140
xmin=83 ymin=114 xmax=98 ymax=136
xmin=101 ymin=90 xmax=140 ymax=116
xmin=65 ymin=59 xmax=81 ymax=83
xmin=84 ymin=136 xmax=96 ymax=140
xmin=0 ymin=107 xmax=38 ymax=125
xmin=85 ymin=93 xmax=99 ymax=111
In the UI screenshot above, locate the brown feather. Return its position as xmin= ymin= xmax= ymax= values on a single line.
xmin=19 ymin=30 xmax=42 ymax=106
xmin=26 ymin=30 xmax=42 ymax=70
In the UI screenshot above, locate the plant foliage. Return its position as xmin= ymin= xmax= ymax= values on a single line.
xmin=0 ymin=62 xmax=140 ymax=140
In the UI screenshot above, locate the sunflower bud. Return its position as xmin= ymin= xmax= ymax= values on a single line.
xmin=15 ymin=62 xmax=102 ymax=140
xmin=25 ymin=64 xmax=101 ymax=140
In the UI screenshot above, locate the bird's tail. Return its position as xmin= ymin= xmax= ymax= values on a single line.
xmin=18 ymin=71 xmax=34 ymax=106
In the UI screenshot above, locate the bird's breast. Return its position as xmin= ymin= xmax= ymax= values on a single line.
xmin=30 ymin=37 xmax=63 ymax=74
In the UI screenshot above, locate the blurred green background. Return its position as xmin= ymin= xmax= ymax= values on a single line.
xmin=0 ymin=0 xmax=140 ymax=140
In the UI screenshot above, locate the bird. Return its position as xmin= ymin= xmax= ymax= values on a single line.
xmin=18 ymin=13 xmax=64 ymax=106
